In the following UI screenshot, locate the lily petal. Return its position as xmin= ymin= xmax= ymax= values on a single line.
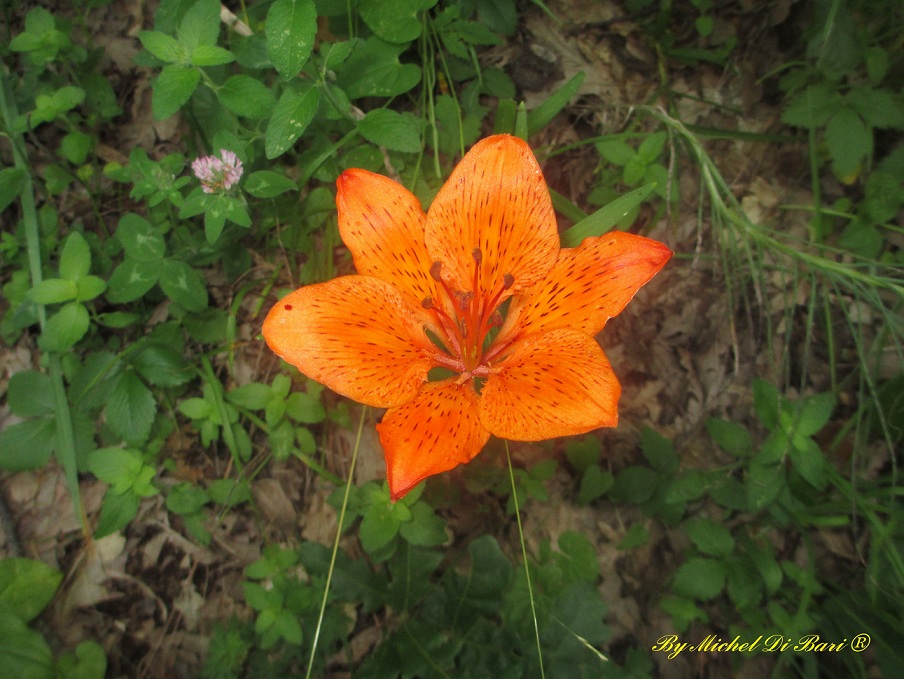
xmin=425 ymin=135 xmax=559 ymax=298
xmin=480 ymin=329 xmax=620 ymax=441
xmin=498 ymin=232 xmax=672 ymax=343
xmin=378 ymin=380 xmax=490 ymax=501
xmin=337 ymin=169 xmax=441 ymax=322
xmin=263 ymin=276 xmax=433 ymax=408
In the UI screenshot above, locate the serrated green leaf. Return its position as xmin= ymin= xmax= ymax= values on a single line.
xmin=826 ymin=107 xmax=871 ymax=179
xmin=7 ymin=371 xmax=54 ymax=417
xmin=672 ymin=557 xmax=726 ymax=600
xmin=790 ymin=437 xmax=828 ymax=489
xmin=151 ymin=65 xmax=200 ymax=120
xmin=177 ymin=0 xmax=221 ymax=50
xmin=0 ymin=168 xmax=26 ymax=213
xmin=131 ymin=343 xmax=190 ymax=387
xmin=358 ymin=0 xmax=437 ymax=43
xmin=208 ymin=478 xmax=252 ymax=506
xmin=159 ymin=259 xmax=208 ymax=311
xmin=105 ymin=372 xmax=156 ymax=445
xmin=139 ymin=30 xmax=184 ymax=63
xmin=166 ymin=483 xmax=210 ymax=515
xmin=190 ymin=44 xmax=235 ymax=66
xmin=40 ymin=302 xmax=89 ymax=352
xmin=87 ymin=447 xmax=143 ymax=493
xmin=266 ymin=0 xmax=317 ymax=79
xmin=706 ymin=417 xmax=753 ymax=456
xmin=578 ymin=464 xmax=613 ymax=505
xmin=178 ymin=397 xmax=213 ymax=420
xmin=0 ymin=610 xmax=53 ymax=679
xmin=59 ymin=131 xmax=93 ymax=165
xmin=336 ymin=38 xmax=421 ymax=99
xmin=398 ymin=502 xmax=447 ymax=546
xmin=358 ymin=109 xmax=423 ymax=152
xmin=781 ymin=84 xmax=839 ymax=129
xmin=227 ymin=383 xmax=273 ymax=410
xmin=685 ymin=518 xmax=735 ymax=558
xmin=244 ymin=171 xmax=297 ymax=198
xmin=794 ymin=392 xmax=835 ymax=437
xmin=31 ymin=86 xmax=85 ymax=126
xmin=847 ymin=87 xmax=904 ymax=129
xmin=641 ymin=426 xmax=677 ymax=472
xmin=94 ymin=488 xmax=139 ymax=539
xmin=28 ymin=278 xmax=77 ymax=305
xmin=106 ymin=259 xmax=160 ymax=303
xmin=265 ymin=86 xmax=320 ymax=159
xmin=0 ymin=418 xmax=56 ymax=471
xmin=218 ymin=75 xmax=276 ymax=119
xmin=0 ymin=558 xmax=62 ymax=623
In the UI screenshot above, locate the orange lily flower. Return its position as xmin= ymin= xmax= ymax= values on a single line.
xmin=263 ymin=135 xmax=672 ymax=500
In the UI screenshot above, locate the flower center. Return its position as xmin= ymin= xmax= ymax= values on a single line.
xmin=421 ymin=249 xmax=515 ymax=379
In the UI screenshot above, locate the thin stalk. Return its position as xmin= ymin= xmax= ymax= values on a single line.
xmin=304 ymin=405 xmax=367 ymax=679
xmin=0 ymin=68 xmax=88 ymax=537
xmin=505 ymin=440 xmax=545 ymax=679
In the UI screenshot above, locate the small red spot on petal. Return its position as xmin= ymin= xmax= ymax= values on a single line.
xmin=284 ymin=304 xmax=293 ymax=310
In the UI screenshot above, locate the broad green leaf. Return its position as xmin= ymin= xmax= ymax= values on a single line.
xmin=87 ymin=447 xmax=144 ymax=494
xmin=75 ymin=275 xmax=107 ymax=302
xmin=561 ymin=183 xmax=656 ymax=246
xmin=527 ymin=71 xmax=585 ymax=136
xmin=265 ymin=86 xmax=320 ymax=159
xmin=285 ymin=391 xmax=325 ymax=424
xmin=564 ymin=436 xmax=600 ymax=472
xmin=59 ymin=131 xmax=93 ymax=166
xmin=55 ymin=640 xmax=107 ymax=679
xmin=847 ymin=87 xmax=904 ymax=129
xmin=794 ymin=392 xmax=835 ymax=437
xmin=178 ymin=397 xmax=213 ymax=420
xmin=227 ymin=382 xmax=273 ymax=410
xmin=398 ymin=502 xmax=447 ymax=547
xmin=151 ymin=65 xmax=201 ymax=120
xmin=595 ymin=138 xmax=635 ymax=166
xmin=105 ymin=259 xmax=160 ymax=303
xmin=0 ymin=167 xmax=26 ymax=213
xmin=0 ymin=418 xmax=55 ymax=471
xmin=790 ymin=438 xmax=828 ymax=489
xmin=177 ymin=0 xmax=221 ymax=50
xmin=825 ymin=107 xmax=870 ymax=179
xmin=94 ymin=488 xmax=139 ymax=539
xmin=358 ymin=109 xmax=423 ymax=153
xmin=244 ymin=171 xmax=297 ymax=198
xmin=60 ymin=232 xmax=91 ymax=280
xmin=159 ymin=259 xmax=208 ymax=311
xmin=617 ymin=523 xmax=649 ymax=550
xmin=641 ymin=426 xmax=678 ymax=472
xmin=609 ymin=466 xmax=657 ymax=504
xmin=40 ymin=302 xmax=89 ymax=352
xmin=336 ymin=38 xmax=421 ymax=99
xmin=208 ymin=478 xmax=252 ymax=506
xmin=31 ymin=86 xmax=85 ymax=126
xmin=131 ymin=343 xmax=190 ymax=387
xmin=0 ymin=611 xmax=53 ymax=679
xmin=781 ymin=84 xmax=839 ymax=129
xmin=746 ymin=459 xmax=785 ymax=511
xmin=218 ymin=75 xmax=276 ymax=119
xmin=105 ymin=372 xmax=156 ymax=445
xmin=752 ymin=379 xmax=781 ymax=428
xmin=28 ymin=278 xmax=77 ymax=305
xmin=7 ymin=371 xmax=54 ymax=417
xmin=358 ymin=0 xmax=437 ymax=43
xmin=705 ymin=417 xmax=753 ymax=456
xmin=116 ymin=213 xmax=166 ymax=261
xmin=190 ymin=45 xmax=235 ymax=66
xmin=138 ymin=30 xmax=184 ymax=63
xmin=685 ymin=518 xmax=735 ymax=558
xmin=671 ymin=557 xmax=726 ymax=600
xmin=0 ymin=558 xmax=62 ymax=623
xmin=265 ymin=0 xmax=317 ymax=79
xmin=578 ymin=464 xmax=613 ymax=505
xmin=166 ymin=483 xmax=210 ymax=515
xmin=478 ymin=0 xmax=518 ymax=35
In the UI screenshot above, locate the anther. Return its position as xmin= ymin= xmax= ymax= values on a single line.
xmin=421 ymin=297 xmax=434 ymax=310
xmin=430 ymin=261 xmax=443 ymax=281
xmin=472 ymin=248 xmax=483 ymax=264
xmin=503 ymin=273 xmax=515 ymax=290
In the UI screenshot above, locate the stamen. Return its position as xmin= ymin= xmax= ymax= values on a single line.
xmin=472 ymin=248 xmax=482 ymax=265
xmin=421 ymin=297 xmax=434 ymax=309
xmin=503 ymin=273 xmax=515 ymax=290
xmin=430 ymin=261 xmax=443 ymax=281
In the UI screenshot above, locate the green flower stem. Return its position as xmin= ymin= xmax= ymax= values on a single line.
xmin=0 ymin=68 xmax=89 ymax=538
xmin=304 ymin=404 xmax=366 ymax=679
xmin=506 ymin=440 xmax=546 ymax=679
